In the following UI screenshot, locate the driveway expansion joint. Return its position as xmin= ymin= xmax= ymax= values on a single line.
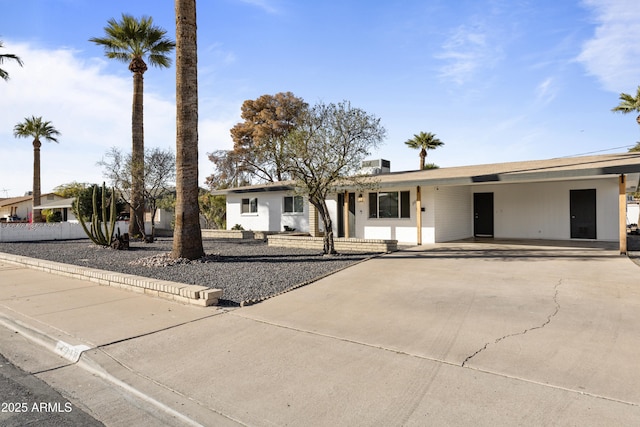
xmin=461 ymin=279 xmax=562 ymax=367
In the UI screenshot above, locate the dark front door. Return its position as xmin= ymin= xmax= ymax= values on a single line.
xmin=348 ymin=193 xmax=356 ymax=238
xmin=474 ymin=192 xmax=494 ymax=237
xmin=337 ymin=193 xmax=345 ymax=237
xmin=570 ymin=189 xmax=596 ymax=239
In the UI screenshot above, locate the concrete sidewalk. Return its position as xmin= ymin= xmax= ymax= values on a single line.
xmin=1 ymin=241 xmax=639 ymax=426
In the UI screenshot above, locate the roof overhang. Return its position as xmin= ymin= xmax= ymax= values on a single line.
xmin=209 ymin=153 xmax=640 ymax=195
xmin=32 ymin=197 xmax=75 ymax=210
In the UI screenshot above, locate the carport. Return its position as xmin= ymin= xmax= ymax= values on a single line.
xmin=363 ymin=153 xmax=640 ymax=253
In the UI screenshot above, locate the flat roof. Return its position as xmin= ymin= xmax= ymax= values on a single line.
xmin=212 ymin=152 xmax=640 ymax=194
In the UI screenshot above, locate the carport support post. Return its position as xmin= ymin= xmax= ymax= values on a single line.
xmin=620 ymin=174 xmax=627 ymax=255
xmin=416 ymin=186 xmax=422 ymax=245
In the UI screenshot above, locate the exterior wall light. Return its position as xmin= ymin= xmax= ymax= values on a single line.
xmin=357 ymin=194 xmax=364 ymax=203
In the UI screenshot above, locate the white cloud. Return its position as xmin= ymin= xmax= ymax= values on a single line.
xmin=536 ymin=77 xmax=557 ymax=105
xmin=577 ymin=0 xmax=640 ymax=92
xmin=435 ymin=22 xmax=503 ymax=85
xmin=237 ymin=0 xmax=281 ymax=14
xmin=0 ymin=41 xmax=239 ymax=195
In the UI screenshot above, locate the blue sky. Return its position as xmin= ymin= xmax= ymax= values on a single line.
xmin=1 ymin=0 xmax=640 ymax=196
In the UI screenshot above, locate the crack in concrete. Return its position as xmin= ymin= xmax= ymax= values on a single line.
xmin=461 ymin=279 xmax=562 ymax=367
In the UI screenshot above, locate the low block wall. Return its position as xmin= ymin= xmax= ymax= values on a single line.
xmin=0 ymin=221 xmax=129 ymax=242
xmin=268 ymin=234 xmax=397 ymax=253
xmin=201 ymin=229 xmax=257 ymax=239
xmin=201 ymin=229 xmax=281 ymax=241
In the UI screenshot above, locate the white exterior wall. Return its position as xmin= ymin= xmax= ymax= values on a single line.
xmin=473 ymin=177 xmax=620 ymax=241
xmin=434 ymin=185 xmax=473 ymax=242
xmin=226 ymin=191 xmax=309 ymax=232
xmin=355 ymin=185 xmax=472 ymax=244
xmin=359 ymin=186 xmax=419 ymax=245
xmin=324 ymin=195 xmax=339 ymax=235
xmin=225 ymin=176 xmax=622 ymax=243
xmin=0 ymin=200 xmax=32 ymax=221
xmin=628 ymin=202 xmax=639 ymax=225
xmin=421 ymin=186 xmax=436 ymax=244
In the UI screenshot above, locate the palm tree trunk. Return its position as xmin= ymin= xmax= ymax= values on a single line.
xmin=419 ymin=148 xmax=426 ymax=170
xmin=129 ymin=69 xmax=145 ymax=237
xmin=172 ymin=0 xmax=204 ymax=260
xmin=32 ymin=139 xmax=42 ymax=223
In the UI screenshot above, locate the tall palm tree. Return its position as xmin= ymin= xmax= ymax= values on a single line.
xmin=90 ymin=14 xmax=175 ymax=238
xmin=13 ymin=116 xmax=60 ymax=223
xmin=404 ymin=131 xmax=444 ymax=170
xmin=612 ymin=86 xmax=640 ymax=152
xmin=172 ymin=0 xmax=204 ymax=259
xmin=0 ymin=40 xmax=23 ymax=81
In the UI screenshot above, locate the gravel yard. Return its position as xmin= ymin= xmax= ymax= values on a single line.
xmin=0 ymin=238 xmax=376 ymax=305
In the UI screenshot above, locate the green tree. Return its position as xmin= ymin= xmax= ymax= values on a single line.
xmin=230 ymin=92 xmax=308 ymax=183
xmin=612 ymin=86 xmax=640 ymax=152
xmin=284 ymin=101 xmax=386 ymax=254
xmin=199 ymin=191 xmax=226 ymax=230
xmin=404 ymin=131 xmax=444 ymax=170
xmin=0 ymin=40 xmax=23 ymax=81
xmin=172 ymin=0 xmax=204 ymax=260
xmin=13 ymin=116 xmax=61 ymax=223
xmin=90 ymin=14 xmax=175 ymax=238
xmin=53 ymin=181 xmax=93 ymax=199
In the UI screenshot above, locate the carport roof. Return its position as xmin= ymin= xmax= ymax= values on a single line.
xmin=369 ymin=152 xmax=640 ymax=190
xmin=212 ymin=152 xmax=640 ymax=194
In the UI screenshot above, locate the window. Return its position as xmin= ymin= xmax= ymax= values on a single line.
xmin=241 ymin=197 xmax=258 ymax=214
xmin=284 ymin=195 xmax=304 ymax=213
xmin=369 ymin=191 xmax=410 ymax=218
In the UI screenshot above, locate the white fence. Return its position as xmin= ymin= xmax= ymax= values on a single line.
xmin=0 ymin=221 xmax=130 ymax=242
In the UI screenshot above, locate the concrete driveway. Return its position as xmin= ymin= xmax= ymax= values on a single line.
xmin=1 ymin=240 xmax=639 ymax=426
xmin=233 ymin=240 xmax=640 ymax=425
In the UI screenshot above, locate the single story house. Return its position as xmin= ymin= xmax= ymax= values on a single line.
xmin=214 ymin=153 xmax=640 ymax=253
xmin=32 ymin=197 xmax=77 ymax=222
xmin=0 ymin=193 xmax=67 ymax=222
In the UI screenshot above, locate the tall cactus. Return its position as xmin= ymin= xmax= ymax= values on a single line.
xmin=77 ymin=183 xmax=118 ymax=247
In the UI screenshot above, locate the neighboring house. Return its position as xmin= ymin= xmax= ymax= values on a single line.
xmin=32 ymin=197 xmax=77 ymax=222
xmin=223 ymin=183 xmax=309 ymax=233
xmin=214 ymin=153 xmax=640 ymax=251
xmin=0 ymin=193 xmax=67 ymax=222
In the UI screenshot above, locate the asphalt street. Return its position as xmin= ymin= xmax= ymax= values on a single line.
xmin=0 ymin=351 xmax=104 ymax=426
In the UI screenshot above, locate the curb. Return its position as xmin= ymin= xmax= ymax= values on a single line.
xmin=0 ymin=311 xmax=207 ymax=426
xmin=0 ymin=252 xmax=222 ymax=307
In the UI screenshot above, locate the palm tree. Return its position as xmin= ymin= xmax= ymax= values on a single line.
xmin=404 ymin=131 xmax=444 ymax=170
xmin=13 ymin=116 xmax=60 ymax=223
xmin=612 ymin=86 xmax=640 ymax=126
xmin=172 ymin=0 xmax=204 ymax=260
xmin=90 ymin=14 xmax=175 ymax=238
xmin=612 ymin=87 xmax=640 ymax=152
xmin=0 ymin=40 xmax=23 ymax=81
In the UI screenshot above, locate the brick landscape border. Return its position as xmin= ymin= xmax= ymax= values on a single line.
xmin=0 ymin=252 xmax=222 ymax=307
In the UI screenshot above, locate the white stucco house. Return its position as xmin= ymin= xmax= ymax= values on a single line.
xmin=0 ymin=193 xmax=69 ymax=222
xmin=214 ymin=153 xmax=640 ymax=253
